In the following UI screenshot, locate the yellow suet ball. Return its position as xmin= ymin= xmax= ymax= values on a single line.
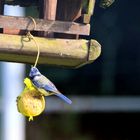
xmin=17 ymin=78 xmax=45 ymax=121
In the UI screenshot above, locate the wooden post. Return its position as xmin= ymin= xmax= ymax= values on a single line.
xmin=39 ymin=0 xmax=57 ymax=37
xmin=43 ymin=0 xmax=57 ymax=20
xmin=82 ymin=0 xmax=96 ymax=24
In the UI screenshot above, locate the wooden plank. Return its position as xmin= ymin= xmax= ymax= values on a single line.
xmin=0 ymin=33 xmax=101 ymax=68
xmin=0 ymin=15 xmax=90 ymax=35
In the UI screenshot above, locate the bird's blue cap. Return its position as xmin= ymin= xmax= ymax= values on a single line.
xmin=29 ymin=67 xmax=41 ymax=78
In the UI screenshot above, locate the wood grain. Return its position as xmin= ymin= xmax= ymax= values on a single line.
xmin=0 ymin=33 xmax=101 ymax=68
xmin=0 ymin=15 xmax=90 ymax=35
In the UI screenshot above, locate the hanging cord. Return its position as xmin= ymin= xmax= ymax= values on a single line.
xmin=26 ymin=16 xmax=40 ymax=67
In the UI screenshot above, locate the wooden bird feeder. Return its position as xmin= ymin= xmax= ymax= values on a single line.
xmin=0 ymin=0 xmax=101 ymax=68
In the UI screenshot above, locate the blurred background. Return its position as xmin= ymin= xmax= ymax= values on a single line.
xmin=0 ymin=0 xmax=140 ymax=140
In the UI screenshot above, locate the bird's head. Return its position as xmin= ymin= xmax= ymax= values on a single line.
xmin=29 ymin=67 xmax=41 ymax=78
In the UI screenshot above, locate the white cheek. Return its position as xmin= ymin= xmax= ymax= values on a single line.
xmin=34 ymin=76 xmax=40 ymax=81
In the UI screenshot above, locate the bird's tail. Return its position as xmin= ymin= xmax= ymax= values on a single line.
xmin=55 ymin=93 xmax=72 ymax=104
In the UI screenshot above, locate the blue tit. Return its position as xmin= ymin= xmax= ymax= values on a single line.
xmin=29 ymin=67 xmax=72 ymax=104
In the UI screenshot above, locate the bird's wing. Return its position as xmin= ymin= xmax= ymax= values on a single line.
xmin=32 ymin=75 xmax=59 ymax=94
xmin=32 ymin=77 xmax=44 ymax=88
xmin=40 ymin=75 xmax=59 ymax=93
xmin=43 ymin=84 xmax=59 ymax=94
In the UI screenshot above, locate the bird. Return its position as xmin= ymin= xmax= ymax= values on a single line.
xmin=29 ymin=67 xmax=72 ymax=104
xmin=16 ymin=78 xmax=45 ymax=121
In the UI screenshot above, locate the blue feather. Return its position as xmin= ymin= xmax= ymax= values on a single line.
xmin=44 ymin=85 xmax=72 ymax=104
xmin=44 ymin=85 xmax=58 ymax=93
xmin=55 ymin=93 xmax=72 ymax=104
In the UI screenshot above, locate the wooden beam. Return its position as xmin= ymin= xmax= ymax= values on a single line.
xmin=43 ymin=0 xmax=57 ymax=20
xmin=81 ymin=0 xmax=95 ymax=24
xmin=0 ymin=33 xmax=101 ymax=68
xmin=0 ymin=15 xmax=90 ymax=35
xmin=39 ymin=0 xmax=58 ymax=37
xmin=87 ymin=0 xmax=95 ymax=15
